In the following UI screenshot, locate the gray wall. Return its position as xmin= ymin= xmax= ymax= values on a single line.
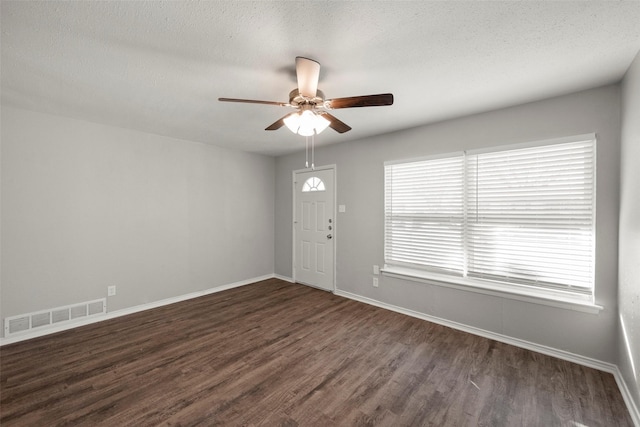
xmin=275 ymin=85 xmax=621 ymax=364
xmin=1 ymin=106 xmax=275 ymax=336
xmin=620 ymin=51 xmax=640 ymax=413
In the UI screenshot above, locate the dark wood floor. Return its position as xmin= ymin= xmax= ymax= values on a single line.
xmin=0 ymin=278 xmax=632 ymax=426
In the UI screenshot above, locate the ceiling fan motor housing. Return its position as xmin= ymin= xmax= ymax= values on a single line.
xmin=289 ymin=88 xmax=325 ymax=108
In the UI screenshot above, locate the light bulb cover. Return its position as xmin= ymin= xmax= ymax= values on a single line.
xmin=284 ymin=113 xmax=300 ymax=133
xmin=314 ymin=114 xmax=330 ymax=134
xmin=297 ymin=110 xmax=316 ymax=136
xmin=284 ymin=110 xmax=330 ymax=136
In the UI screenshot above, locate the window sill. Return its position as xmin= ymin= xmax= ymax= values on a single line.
xmin=380 ymin=266 xmax=603 ymax=314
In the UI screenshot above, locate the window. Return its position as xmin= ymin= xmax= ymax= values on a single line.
xmin=302 ymin=177 xmax=326 ymax=192
xmin=384 ymin=135 xmax=596 ymax=304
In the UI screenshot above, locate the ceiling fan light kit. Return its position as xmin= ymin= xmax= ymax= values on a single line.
xmin=284 ymin=110 xmax=330 ymax=136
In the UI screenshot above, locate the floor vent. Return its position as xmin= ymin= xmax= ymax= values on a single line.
xmin=4 ymin=299 xmax=107 ymax=337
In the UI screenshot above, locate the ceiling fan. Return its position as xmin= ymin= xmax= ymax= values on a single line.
xmin=218 ymin=57 xmax=394 ymax=136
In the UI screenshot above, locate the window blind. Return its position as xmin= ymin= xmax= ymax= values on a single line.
xmin=384 ymin=155 xmax=465 ymax=275
xmin=384 ymin=136 xmax=596 ymax=297
xmin=465 ymin=140 xmax=595 ymax=292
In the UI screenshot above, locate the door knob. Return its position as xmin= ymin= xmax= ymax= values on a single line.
xmin=327 ymin=234 xmax=333 ymax=239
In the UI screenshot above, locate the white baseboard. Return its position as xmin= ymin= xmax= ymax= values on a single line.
xmin=0 ymin=274 xmax=275 ymax=346
xmin=334 ymin=289 xmax=640 ymax=426
xmin=274 ymin=274 xmax=294 ymax=283
xmin=613 ymin=366 xmax=640 ymax=427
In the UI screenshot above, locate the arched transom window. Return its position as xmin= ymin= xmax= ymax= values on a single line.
xmin=302 ymin=177 xmax=326 ymax=192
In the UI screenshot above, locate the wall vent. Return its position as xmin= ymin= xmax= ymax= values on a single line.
xmin=31 ymin=312 xmax=51 ymax=328
xmin=8 ymin=317 xmax=30 ymax=334
xmin=4 ymin=299 xmax=107 ymax=337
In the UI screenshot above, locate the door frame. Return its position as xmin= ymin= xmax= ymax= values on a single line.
xmin=292 ymin=164 xmax=337 ymax=292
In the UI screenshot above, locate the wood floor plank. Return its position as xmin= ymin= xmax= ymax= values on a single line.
xmin=1 ymin=278 xmax=633 ymax=426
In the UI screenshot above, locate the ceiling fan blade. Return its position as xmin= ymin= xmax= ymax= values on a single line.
xmin=218 ymin=97 xmax=289 ymax=107
xmin=322 ymin=113 xmax=352 ymax=134
xmin=265 ymin=114 xmax=293 ymax=131
xmin=325 ymin=93 xmax=394 ymax=109
xmin=296 ymin=57 xmax=320 ymax=98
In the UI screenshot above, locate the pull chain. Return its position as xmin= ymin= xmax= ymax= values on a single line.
xmin=305 ymin=135 xmax=309 ymax=168
xmin=311 ymin=133 xmax=315 ymax=170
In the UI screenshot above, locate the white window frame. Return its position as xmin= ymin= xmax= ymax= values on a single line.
xmin=382 ymin=134 xmax=601 ymax=313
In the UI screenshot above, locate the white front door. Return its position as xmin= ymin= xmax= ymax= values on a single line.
xmin=293 ymin=167 xmax=335 ymax=292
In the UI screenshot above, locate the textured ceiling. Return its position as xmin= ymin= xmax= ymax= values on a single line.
xmin=2 ymin=1 xmax=640 ymax=156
